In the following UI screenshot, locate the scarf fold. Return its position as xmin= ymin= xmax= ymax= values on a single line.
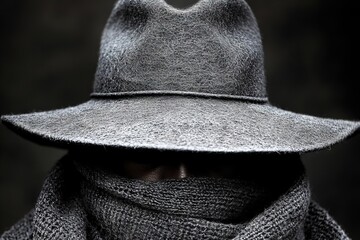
xmin=1 ymin=155 xmax=350 ymax=240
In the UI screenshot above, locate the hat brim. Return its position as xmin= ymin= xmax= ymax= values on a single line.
xmin=2 ymin=96 xmax=359 ymax=153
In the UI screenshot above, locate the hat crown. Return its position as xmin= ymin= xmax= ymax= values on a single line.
xmin=93 ymin=0 xmax=267 ymax=100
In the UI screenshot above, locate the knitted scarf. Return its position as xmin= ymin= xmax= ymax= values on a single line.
xmin=1 ymin=155 xmax=349 ymax=240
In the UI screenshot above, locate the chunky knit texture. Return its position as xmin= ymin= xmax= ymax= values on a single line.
xmin=0 ymin=155 xmax=350 ymax=240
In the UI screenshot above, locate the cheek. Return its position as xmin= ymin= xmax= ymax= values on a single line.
xmin=121 ymin=161 xmax=160 ymax=180
xmin=121 ymin=163 xmax=192 ymax=181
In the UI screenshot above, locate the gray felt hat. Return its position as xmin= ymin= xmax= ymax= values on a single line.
xmin=2 ymin=0 xmax=360 ymax=153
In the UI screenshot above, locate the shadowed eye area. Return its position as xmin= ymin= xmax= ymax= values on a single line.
xmin=72 ymin=149 xmax=302 ymax=186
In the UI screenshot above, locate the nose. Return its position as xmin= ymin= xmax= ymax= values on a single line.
xmin=121 ymin=160 xmax=191 ymax=181
xmin=161 ymin=162 xmax=190 ymax=180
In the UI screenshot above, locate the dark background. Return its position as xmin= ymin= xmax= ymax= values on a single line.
xmin=1 ymin=0 xmax=359 ymax=238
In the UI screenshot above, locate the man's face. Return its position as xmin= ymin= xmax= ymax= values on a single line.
xmin=73 ymin=149 xmax=302 ymax=183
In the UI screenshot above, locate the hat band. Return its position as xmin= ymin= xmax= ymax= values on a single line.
xmin=90 ymin=90 xmax=269 ymax=103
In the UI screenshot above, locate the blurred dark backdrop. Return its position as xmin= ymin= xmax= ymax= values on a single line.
xmin=0 ymin=0 xmax=359 ymax=238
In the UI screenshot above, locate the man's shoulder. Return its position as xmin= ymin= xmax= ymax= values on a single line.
xmin=305 ymin=202 xmax=349 ymax=240
xmin=0 ymin=210 xmax=34 ymax=240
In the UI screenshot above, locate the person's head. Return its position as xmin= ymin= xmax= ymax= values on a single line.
xmin=2 ymin=0 xmax=358 ymax=168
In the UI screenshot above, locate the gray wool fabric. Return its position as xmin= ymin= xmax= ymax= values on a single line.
xmin=1 ymin=0 xmax=360 ymax=152
xmin=1 ymin=1 xmax=357 ymax=239
xmin=1 ymin=0 xmax=359 ymax=153
xmin=2 ymin=97 xmax=359 ymax=153
xmin=93 ymin=0 xmax=266 ymax=99
xmin=0 ymin=155 xmax=350 ymax=240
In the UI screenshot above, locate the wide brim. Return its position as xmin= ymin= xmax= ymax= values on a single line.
xmin=2 ymin=95 xmax=359 ymax=153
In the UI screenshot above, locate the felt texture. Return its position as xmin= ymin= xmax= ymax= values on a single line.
xmin=0 ymin=154 xmax=350 ymax=239
xmin=1 ymin=0 xmax=359 ymax=152
xmin=94 ymin=0 xmax=267 ymax=99
xmin=2 ymin=96 xmax=359 ymax=153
